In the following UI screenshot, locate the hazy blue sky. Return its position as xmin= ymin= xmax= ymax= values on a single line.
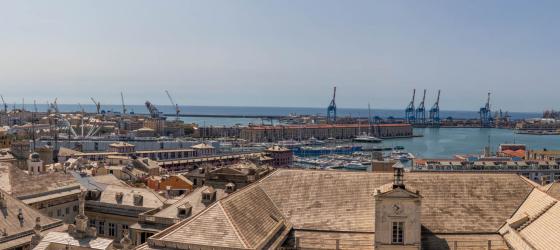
xmin=1 ymin=0 xmax=559 ymax=111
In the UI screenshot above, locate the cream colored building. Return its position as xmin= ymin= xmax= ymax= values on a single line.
xmin=0 ymin=162 xmax=81 ymax=224
xmin=84 ymin=184 xmax=169 ymax=245
xmin=136 ymin=167 xmax=560 ymax=250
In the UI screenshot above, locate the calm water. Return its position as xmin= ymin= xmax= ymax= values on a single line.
xmin=377 ymin=128 xmax=560 ymax=158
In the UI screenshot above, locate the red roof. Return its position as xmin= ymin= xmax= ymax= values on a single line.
xmin=501 ymin=149 xmax=526 ymax=158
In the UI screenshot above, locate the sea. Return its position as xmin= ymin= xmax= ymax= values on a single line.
xmin=26 ymin=104 xmax=558 ymax=158
xmin=32 ymin=104 xmax=542 ymax=126
xmin=374 ymin=127 xmax=560 ymax=158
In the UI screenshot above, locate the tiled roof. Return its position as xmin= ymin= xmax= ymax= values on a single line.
xmin=151 ymin=186 xmax=228 ymax=220
xmin=518 ymin=203 xmax=560 ymax=249
xmin=98 ymin=185 xmax=166 ymax=208
xmin=544 ymin=181 xmax=560 ymax=200
xmin=500 ymin=188 xmax=560 ymax=250
xmin=57 ymin=147 xmax=82 ymax=157
xmin=0 ymin=189 xmax=64 ymax=247
xmin=259 ymin=170 xmax=533 ymax=234
xmin=0 ymin=163 xmax=79 ymax=198
xmin=151 ymin=185 xmax=291 ymax=249
xmin=146 ymin=169 xmax=535 ymax=249
xmin=33 ymin=231 xmax=114 ymax=250
xmin=157 ymin=202 xmax=247 ymax=249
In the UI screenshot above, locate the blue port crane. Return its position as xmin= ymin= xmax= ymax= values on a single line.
xmin=405 ymin=89 xmax=416 ymax=124
xmin=429 ymin=90 xmax=441 ymax=127
xmin=327 ymin=86 xmax=337 ymax=123
xmin=415 ymin=89 xmax=427 ymax=125
xmin=479 ymin=92 xmax=493 ymax=127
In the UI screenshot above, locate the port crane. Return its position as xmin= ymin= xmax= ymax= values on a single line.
xmin=165 ymin=90 xmax=180 ymax=121
xmin=479 ymin=92 xmax=493 ymax=128
xmin=415 ymin=89 xmax=426 ymax=125
xmin=327 ymin=87 xmax=337 ymax=123
xmin=429 ymin=90 xmax=441 ymax=127
xmin=120 ymin=92 xmax=127 ymax=115
xmin=405 ymin=89 xmax=416 ymax=124
xmin=145 ymin=101 xmax=162 ymax=118
xmin=90 ymin=97 xmax=101 ymax=114
xmin=0 ymin=95 xmax=7 ymax=113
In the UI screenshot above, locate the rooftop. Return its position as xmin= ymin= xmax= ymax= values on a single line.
xmin=0 ymin=189 xmax=64 ymax=248
xmin=0 ymin=163 xmax=79 ymax=199
xmin=141 ymin=186 xmax=228 ymax=223
xmin=97 ymin=185 xmax=167 ymax=209
xmin=33 ymin=231 xmax=114 ymax=250
xmin=144 ymin=169 xmax=535 ymax=249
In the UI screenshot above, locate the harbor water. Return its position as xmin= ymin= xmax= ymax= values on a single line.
xmin=374 ymin=127 xmax=560 ymax=158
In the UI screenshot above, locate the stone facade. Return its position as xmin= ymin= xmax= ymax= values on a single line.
xmin=374 ymin=187 xmax=422 ymax=249
xmin=239 ymin=124 xmax=413 ymax=142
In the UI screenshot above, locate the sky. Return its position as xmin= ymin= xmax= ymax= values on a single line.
xmin=0 ymin=0 xmax=559 ymax=112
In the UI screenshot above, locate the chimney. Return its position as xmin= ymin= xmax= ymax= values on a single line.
xmin=165 ymin=186 xmax=171 ymax=199
xmin=225 ymin=182 xmax=236 ymax=193
xmin=133 ymin=194 xmax=143 ymax=206
xmin=17 ymin=208 xmax=24 ymax=226
xmin=0 ymin=192 xmax=6 ymax=209
xmin=115 ymin=192 xmax=124 ymax=202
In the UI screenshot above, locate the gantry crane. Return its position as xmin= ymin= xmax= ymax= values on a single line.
xmin=327 ymin=86 xmax=337 ymax=123
xmin=429 ymin=90 xmax=441 ymax=127
xmin=90 ymin=97 xmax=101 ymax=114
xmin=165 ymin=90 xmax=180 ymax=121
xmin=0 ymin=95 xmax=7 ymax=113
xmin=121 ymin=92 xmax=127 ymax=115
xmin=405 ymin=89 xmax=416 ymax=124
xmin=415 ymin=89 xmax=426 ymax=125
xmin=479 ymin=92 xmax=493 ymax=128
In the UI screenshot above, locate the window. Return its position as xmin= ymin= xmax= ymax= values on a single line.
xmin=57 ymin=209 xmax=61 ymax=217
xmin=98 ymin=221 xmax=105 ymax=235
xmin=90 ymin=219 xmax=96 ymax=228
xmin=66 ymin=207 xmax=70 ymax=214
xmin=392 ymin=222 xmax=404 ymax=244
xmin=108 ymin=223 xmax=116 ymax=237
xmin=73 ymin=205 xmax=78 ymax=212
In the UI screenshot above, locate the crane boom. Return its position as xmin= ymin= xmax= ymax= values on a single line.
xmin=165 ymin=90 xmax=180 ymax=121
xmin=90 ymin=97 xmax=101 ymax=114
xmin=0 ymin=95 xmax=7 ymax=113
xmin=327 ymin=86 xmax=337 ymax=123
xmin=121 ymin=92 xmax=127 ymax=115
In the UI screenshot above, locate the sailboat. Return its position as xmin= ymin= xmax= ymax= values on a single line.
xmin=353 ymin=103 xmax=383 ymax=143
